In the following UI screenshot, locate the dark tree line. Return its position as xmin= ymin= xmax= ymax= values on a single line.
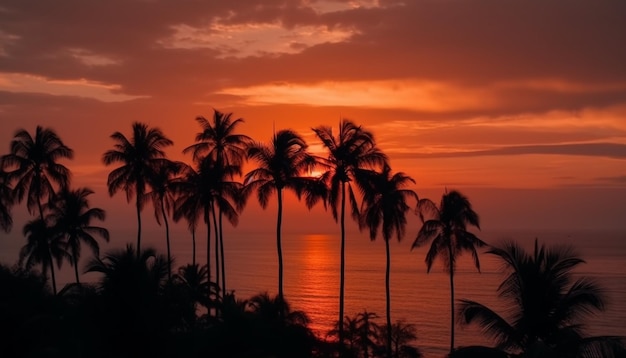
xmin=1 ymin=113 xmax=624 ymax=357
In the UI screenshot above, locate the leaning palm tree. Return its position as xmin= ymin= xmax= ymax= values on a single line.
xmin=1 ymin=126 xmax=74 ymax=221
xmin=312 ymin=119 xmax=387 ymax=346
xmin=0 ymin=170 xmax=13 ymax=233
xmin=184 ymin=110 xmax=251 ymax=293
xmin=146 ymin=159 xmax=184 ymax=279
xmin=244 ymin=129 xmax=321 ymax=300
xmin=360 ymin=164 xmax=418 ymax=358
xmin=102 ymin=122 xmax=173 ymax=255
xmin=459 ymin=239 xmax=626 ymax=357
xmin=411 ymin=189 xmax=486 ymax=354
xmin=19 ymin=217 xmax=70 ymax=294
xmin=48 ymin=187 xmax=110 ymax=284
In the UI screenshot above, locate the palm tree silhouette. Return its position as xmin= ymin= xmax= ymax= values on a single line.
xmin=459 ymin=239 xmax=626 ymax=357
xmin=19 ymin=218 xmax=70 ymax=294
xmin=184 ymin=110 xmax=250 ymax=293
xmin=1 ymin=126 xmax=74 ymax=222
xmin=360 ymin=164 xmax=418 ymax=358
xmin=172 ymin=164 xmax=202 ymax=268
xmin=102 ymin=122 xmax=173 ymax=256
xmin=48 ymin=187 xmax=109 ymax=284
xmin=174 ymin=263 xmax=216 ymax=311
xmin=147 ymin=159 xmax=184 ymax=279
xmin=0 ymin=170 xmax=13 ymax=233
xmin=173 ymin=159 xmax=240 ymax=295
xmin=412 ymin=189 xmax=485 ymax=354
xmin=85 ymin=244 xmax=171 ymax=356
xmin=329 ymin=310 xmax=381 ymax=357
xmin=244 ymin=129 xmax=320 ymax=300
xmin=377 ymin=320 xmax=422 ymax=358
xmin=312 ymin=119 xmax=387 ymax=347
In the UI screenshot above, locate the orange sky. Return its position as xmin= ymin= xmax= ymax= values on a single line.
xmin=1 ymin=0 xmax=625 ymax=243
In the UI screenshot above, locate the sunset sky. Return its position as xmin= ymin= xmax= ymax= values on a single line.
xmin=1 ymin=0 xmax=625 ymax=244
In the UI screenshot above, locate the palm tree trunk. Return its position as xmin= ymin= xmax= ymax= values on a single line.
xmin=339 ymin=181 xmax=346 ymax=350
xmin=160 ymin=197 xmax=171 ymax=280
xmin=192 ymin=227 xmax=196 ymax=267
xmin=48 ymin=247 xmax=57 ymax=295
xmin=219 ymin=210 xmax=226 ymax=294
xmin=211 ymin=204 xmax=220 ymax=297
xmin=73 ymin=254 xmax=80 ymax=284
xmin=38 ymin=195 xmax=57 ymax=294
xmin=448 ymin=241 xmax=455 ymax=354
xmin=205 ymin=206 xmax=212 ymax=315
xmin=277 ymin=188 xmax=284 ymax=301
xmin=136 ymin=194 xmax=142 ymax=258
xmin=385 ymin=238 xmax=392 ymax=358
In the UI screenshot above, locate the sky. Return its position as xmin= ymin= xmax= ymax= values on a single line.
xmin=1 ymin=0 xmax=625 ymax=244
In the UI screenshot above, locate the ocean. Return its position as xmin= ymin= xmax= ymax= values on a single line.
xmin=1 ymin=227 xmax=624 ymax=358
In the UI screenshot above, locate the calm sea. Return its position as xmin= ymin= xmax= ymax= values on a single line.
xmin=1 ymin=227 xmax=624 ymax=358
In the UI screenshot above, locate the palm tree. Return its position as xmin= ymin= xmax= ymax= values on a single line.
xmin=85 ymin=244 xmax=171 ymax=356
xmin=329 ymin=310 xmax=381 ymax=358
xmin=147 ymin=159 xmax=183 ymax=279
xmin=184 ymin=109 xmax=251 ymax=293
xmin=174 ymin=263 xmax=215 ymax=310
xmin=19 ymin=218 xmax=70 ymax=294
xmin=312 ymin=119 xmax=387 ymax=346
xmin=173 ymin=160 xmax=240 ymax=291
xmin=210 ymin=166 xmax=242 ymax=294
xmin=360 ymin=164 xmax=418 ymax=358
xmin=48 ymin=187 xmax=110 ymax=284
xmin=172 ymin=165 xmax=200 ymax=267
xmin=244 ymin=129 xmax=321 ymax=300
xmin=411 ymin=189 xmax=485 ymax=354
xmin=1 ymin=126 xmax=73 ymax=221
xmin=183 ymin=109 xmax=251 ymax=168
xmin=459 ymin=239 xmax=626 ymax=357
xmin=102 ymin=122 xmax=173 ymax=255
xmin=0 ymin=170 xmax=13 ymax=233
xmin=377 ymin=320 xmax=422 ymax=358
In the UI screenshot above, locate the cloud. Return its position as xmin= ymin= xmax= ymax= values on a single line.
xmin=0 ymin=72 xmax=145 ymax=102
xmin=395 ymin=143 xmax=626 ymax=160
xmin=159 ymin=21 xmax=358 ymax=58
xmin=596 ymin=175 xmax=626 ymax=183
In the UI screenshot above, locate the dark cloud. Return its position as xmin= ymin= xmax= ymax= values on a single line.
xmin=0 ymin=0 xmax=624 ymax=105
xmin=395 ymin=143 xmax=626 ymax=160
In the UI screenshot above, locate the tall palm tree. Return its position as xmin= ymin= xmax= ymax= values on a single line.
xmin=459 ymin=239 xmax=626 ymax=357
xmin=172 ymin=165 xmax=200 ymax=267
xmin=183 ymin=109 xmax=251 ymax=168
xmin=102 ymin=122 xmax=173 ymax=255
xmin=244 ymin=129 xmax=321 ymax=300
xmin=313 ymin=119 xmax=387 ymax=347
xmin=0 ymin=126 xmax=73 ymax=221
xmin=411 ymin=189 xmax=486 ymax=354
xmin=211 ymin=167 xmax=242 ymax=294
xmin=184 ymin=110 xmax=251 ymax=293
xmin=0 ymin=170 xmax=13 ymax=233
xmin=48 ymin=187 xmax=110 ymax=284
xmin=360 ymin=164 xmax=418 ymax=358
xmin=19 ymin=217 xmax=70 ymax=294
xmin=147 ymin=159 xmax=184 ymax=279
xmin=173 ymin=160 xmax=240 ymax=290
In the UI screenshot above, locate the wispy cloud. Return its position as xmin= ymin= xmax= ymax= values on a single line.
xmin=394 ymin=143 xmax=626 ymax=160
xmin=0 ymin=72 xmax=144 ymax=102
